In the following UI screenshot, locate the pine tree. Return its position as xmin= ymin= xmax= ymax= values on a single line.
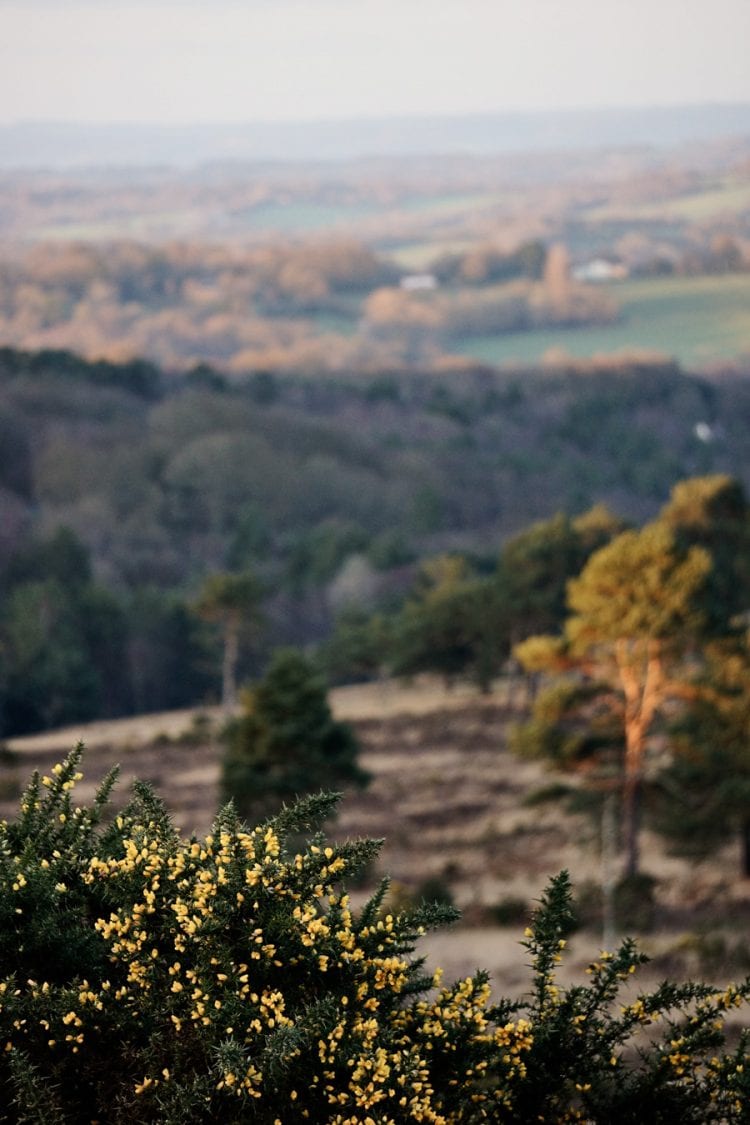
xmin=221 ymin=648 xmax=368 ymax=822
xmin=194 ymin=570 xmax=264 ymax=711
xmin=653 ymin=630 xmax=750 ymax=875
xmin=516 ymin=521 xmax=711 ymax=876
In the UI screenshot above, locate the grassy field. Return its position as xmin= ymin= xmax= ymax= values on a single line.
xmin=586 ymin=176 xmax=750 ymax=223
xmin=455 ymin=274 xmax=750 ymax=368
xmin=32 ymin=209 xmax=207 ymax=241
xmin=310 ymin=310 xmax=361 ymax=337
xmin=399 ymin=190 xmax=504 ymax=216
xmin=234 ymin=199 xmax=379 ymax=233
xmin=384 ymin=237 xmax=475 ymax=270
xmin=226 ymin=191 xmax=504 ymax=237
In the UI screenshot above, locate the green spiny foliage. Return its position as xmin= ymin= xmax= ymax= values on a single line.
xmin=501 ymin=872 xmax=750 ymax=1123
xmin=0 ymin=752 xmax=749 ymax=1123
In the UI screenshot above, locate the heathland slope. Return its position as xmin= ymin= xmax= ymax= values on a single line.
xmin=3 ymin=677 xmax=747 ymax=988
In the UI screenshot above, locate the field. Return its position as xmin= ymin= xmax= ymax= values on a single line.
xmin=585 ymin=176 xmax=750 ymax=223
xmin=232 ymin=199 xmax=380 ymax=234
xmin=386 ymin=238 xmax=476 ymax=270
xmin=307 ymin=272 xmax=750 ymax=369
xmin=26 ymin=189 xmax=505 ymax=244
xmin=4 ymin=677 xmax=749 ymax=993
xmin=455 ymin=274 xmax=750 ymax=368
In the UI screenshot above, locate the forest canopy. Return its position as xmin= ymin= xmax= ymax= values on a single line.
xmin=0 ymin=344 xmax=748 ymax=734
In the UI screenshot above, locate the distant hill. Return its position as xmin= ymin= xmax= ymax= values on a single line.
xmin=3 ymin=103 xmax=750 ymax=169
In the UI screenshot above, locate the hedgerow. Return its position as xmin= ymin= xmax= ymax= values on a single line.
xmin=0 ymin=746 xmax=748 ymax=1123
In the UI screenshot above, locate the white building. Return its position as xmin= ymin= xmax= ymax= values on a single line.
xmin=572 ymin=258 xmax=628 ymax=283
xmin=400 ymin=273 xmax=438 ymax=291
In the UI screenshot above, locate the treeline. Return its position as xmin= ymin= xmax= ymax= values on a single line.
xmin=359 ymin=244 xmax=620 ymax=357
xmin=633 ymin=233 xmax=749 ymax=279
xmin=0 ymin=237 xmax=619 ymax=372
xmin=0 ymin=527 xmax=210 ymax=734
xmin=430 ymin=238 xmax=547 ymax=284
xmin=1 ymin=345 xmax=750 ymax=734
xmin=319 ymin=504 xmax=626 ymax=690
xmin=0 ymin=239 xmax=398 ymax=372
xmin=4 ymin=230 xmax=744 ymax=377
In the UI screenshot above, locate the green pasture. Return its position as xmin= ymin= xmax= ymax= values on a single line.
xmin=453 ymin=274 xmax=750 ymax=368
xmin=399 ymin=190 xmax=504 ymax=216
xmin=237 ymin=190 xmax=501 ymax=236
xmin=234 ymin=200 xmax=379 ymax=233
xmin=311 ymin=311 xmax=360 ymax=337
xmin=384 ymin=238 xmax=476 ymax=270
xmin=32 ymin=209 xmax=205 ymax=241
xmin=586 ymin=176 xmax=750 ymax=223
xmin=665 ymin=179 xmax=750 ymax=221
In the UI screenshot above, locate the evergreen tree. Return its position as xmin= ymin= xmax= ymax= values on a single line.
xmin=659 ymin=474 xmax=750 ymax=633
xmin=516 ymin=521 xmax=711 ymax=876
xmin=319 ymin=607 xmax=392 ymax=685
xmin=222 ymin=648 xmax=368 ymax=822
xmin=653 ymin=630 xmax=750 ymax=875
xmin=126 ymin=588 xmax=211 ymax=715
xmin=194 ymin=570 xmax=264 ymax=711
xmin=0 ymin=529 xmax=132 ymax=733
xmin=391 ymin=555 xmax=507 ymax=691
xmin=498 ymin=506 xmax=626 ymax=645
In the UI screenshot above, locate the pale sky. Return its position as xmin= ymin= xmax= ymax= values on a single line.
xmin=1 ymin=0 xmax=749 ymax=125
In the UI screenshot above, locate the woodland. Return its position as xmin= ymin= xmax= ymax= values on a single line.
xmin=0 ymin=343 xmax=749 ymax=735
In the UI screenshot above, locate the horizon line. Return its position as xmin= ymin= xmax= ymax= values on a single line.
xmin=4 ymin=99 xmax=750 ymax=131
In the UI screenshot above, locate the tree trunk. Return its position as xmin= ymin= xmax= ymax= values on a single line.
xmin=222 ymin=619 xmax=240 ymax=712
xmin=622 ymin=761 xmax=641 ymax=878
xmin=741 ymin=818 xmax=750 ymax=879
xmin=601 ymin=790 xmax=618 ymax=949
xmin=616 ymin=640 xmax=664 ymax=879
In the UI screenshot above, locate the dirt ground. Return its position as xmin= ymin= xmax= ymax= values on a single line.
xmin=3 ymin=676 xmax=749 ymax=994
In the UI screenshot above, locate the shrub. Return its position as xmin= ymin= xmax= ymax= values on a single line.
xmin=490 ymin=896 xmax=530 ymax=927
xmin=414 ymin=876 xmax=455 ymax=910
xmin=222 ymin=649 xmax=368 ymax=824
xmin=0 ymin=748 xmax=748 ymax=1122
xmin=613 ymin=871 xmax=658 ymax=932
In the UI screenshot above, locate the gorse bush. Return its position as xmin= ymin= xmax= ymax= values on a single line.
xmin=0 ymin=748 xmax=749 ymax=1123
